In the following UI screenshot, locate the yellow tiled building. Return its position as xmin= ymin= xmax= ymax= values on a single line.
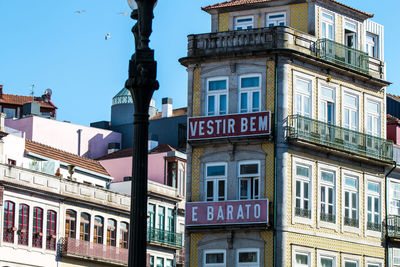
xmin=180 ymin=0 xmax=392 ymax=266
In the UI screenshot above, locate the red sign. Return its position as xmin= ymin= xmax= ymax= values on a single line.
xmin=185 ymin=199 xmax=268 ymax=226
xmin=188 ymin=112 xmax=271 ymax=140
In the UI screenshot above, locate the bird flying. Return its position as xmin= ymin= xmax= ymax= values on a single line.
xmin=75 ymin=10 xmax=86 ymax=14
xmin=105 ymin=33 xmax=111 ymax=40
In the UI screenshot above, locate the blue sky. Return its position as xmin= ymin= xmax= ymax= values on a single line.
xmin=0 ymin=0 xmax=398 ymax=126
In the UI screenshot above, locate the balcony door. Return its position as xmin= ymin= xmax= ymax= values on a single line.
xmin=344 ymin=21 xmax=358 ymax=66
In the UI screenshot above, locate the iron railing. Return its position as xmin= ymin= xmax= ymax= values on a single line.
xmin=317 ymin=38 xmax=369 ymax=74
xmin=295 ymin=207 xmax=311 ymax=219
xmin=367 ymin=221 xmax=382 ymax=232
xmin=147 ymin=228 xmax=183 ymax=248
xmin=388 ymin=215 xmax=400 ymax=238
xmin=287 ymin=115 xmax=393 ymax=162
xmin=320 ymin=212 xmax=336 ymax=223
xmin=344 ymin=217 xmax=359 ymax=227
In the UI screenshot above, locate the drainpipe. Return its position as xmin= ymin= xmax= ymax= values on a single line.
xmin=386 ymin=161 xmax=397 ymax=267
xmin=273 ymin=54 xmax=278 ymax=267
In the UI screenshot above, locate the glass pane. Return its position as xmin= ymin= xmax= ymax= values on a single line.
xmin=321 ymin=258 xmax=333 ymax=267
xmin=252 ymin=91 xmax=260 ymax=111
xmin=240 ymin=180 xmax=248 ymax=199
xmin=345 ymin=262 xmax=357 ymax=267
xmin=237 ymin=17 xmax=253 ymax=23
xmin=344 ymin=94 xmax=357 ymax=107
xmin=296 ymin=181 xmax=301 ymax=197
xmin=352 ymin=193 xmax=357 ymax=209
xmin=218 ymin=180 xmax=225 ymax=200
xmin=241 ymin=93 xmax=247 ymax=112
xmin=368 ymin=182 xmax=379 ymax=193
xmin=269 ymin=13 xmax=285 ymax=19
xmin=238 ymin=251 xmax=257 ymax=263
xmin=321 ymin=87 xmax=334 ymax=99
xmin=208 ymin=96 xmax=215 ymax=115
xmin=296 ymin=79 xmax=310 ymax=93
xmin=241 ymin=77 xmax=260 ymax=88
xmin=304 ymin=182 xmax=309 ymax=198
xmin=328 ymin=188 xmax=333 ymax=203
xmin=321 ymin=171 xmax=334 ymax=183
xmin=296 ymin=166 xmax=309 ymax=178
xmin=207 ymin=165 xmax=225 ymax=176
xmin=219 ymin=94 xmax=227 ymax=114
xmin=367 ymin=100 xmax=379 ymax=113
xmin=209 ymin=80 xmax=226 ymax=91
xmin=322 ymin=13 xmax=333 ymax=21
xmin=296 ymin=254 xmax=308 ymax=264
xmin=368 ymin=196 xmax=372 ymax=212
xmin=207 ymin=181 xmax=213 ymax=200
xmin=345 ymin=177 xmax=357 ymax=188
xmin=240 ymin=163 xmax=258 ymax=175
xmin=206 ymin=253 xmax=224 ymax=263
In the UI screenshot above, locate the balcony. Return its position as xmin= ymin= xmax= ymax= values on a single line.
xmin=317 ymin=38 xmax=369 ymax=74
xmin=388 ymin=215 xmax=400 ymax=238
xmin=287 ymin=115 xmax=393 ymax=163
xmin=147 ymin=228 xmax=183 ymax=248
xmin=60 ymin=238 xmax=128 ymax=265
xmin=180 ymin=27 xmax=386 ymax=80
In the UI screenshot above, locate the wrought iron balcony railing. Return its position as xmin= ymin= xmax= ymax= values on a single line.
xmin=147 ymin=228 xmax=183 ymax=248
xmin=344 ymin=217 xmax=359 ymax=227
xmin=320 ymin=212 xmax=336 ymax=223
xmin=388 ymin=215 xmax=400 ymax=238
xmin=287 ymin=115 xmax=393 ymax=162
xmin=60 ymin=238 xmax=128 ymax=264
xmin=367 ymin=221 xmax=382 ymax=232
xmin=317 ymin=38 xmax=369 ymax=74
xmin=295 ymin=207 xmax=311 ymax=219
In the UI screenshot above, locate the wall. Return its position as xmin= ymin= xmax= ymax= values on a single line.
xmin=5 ymin=116 xmax=121 ymax=160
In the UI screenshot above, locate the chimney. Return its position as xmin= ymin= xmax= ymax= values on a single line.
xmin=162 ymin=97 xmax=173 ymax=118
xmin=0 ymin=84 xmax=3 ymax=98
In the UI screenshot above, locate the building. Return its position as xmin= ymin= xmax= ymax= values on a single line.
xmin=0 ymin=119 xmax=184 ymax=266
xmin=180 ymin=0 xmax=391 ymax=266
xmin=387 ymin=94 xmax=400 ymax=120
xmin=0 ymin=84 xmax=57 ymax=119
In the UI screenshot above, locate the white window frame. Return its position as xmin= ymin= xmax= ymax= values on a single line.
xmin=320 ymin=10 xmax=335 ymax=40
xmin=234 ymin=16 xmax=254 ymax=30
xmin=364 ymin=257 xmax=383 ymax=267
xmin=238 ymin=160 xmax=260 ymax=200
xmin=239 ymin=74 xmax=262 ymax=113
xmin=364 ymin=175 xmax=383 ymax=238
xmin=204 ymin=249 xmax=226 ymax=267
xmin=236 ymin=248 xmax=260 ymax=267
xmin=343 ymin=19 xmax=358 ymax=49
xmin=206 ymin=77 xmax=228 ymax=116
xmin=266 ymin=12 xmax=286 ymax=27
xmin=364 ymin=94 xmax=382 ymax=137
xmin=293 ymin=71 xmax=314 ymax=118
xmin=292 ymin=245 xmax=313 ymax=267
xmin=317 ymin=249 xmax=338 ymax=267
xmin=393 ymin=248 xmax=400 ymax=267
xmin=366 ymin=32 xmax=378 ymax=58
xmin=342 ymin=88 xmax=361 ymax=132
xmin=342 ymin=254 xmax=361 ymax=267
xmin=389 ymin=179 xmax=400 ymax=216
xmin=205 ymin=162 xmax=227 ymax=202
xmin=341 ymin=169 xmax=362 ymax=235
xmin=317 ymin=163 xmax=338 ymax=231
xmin=292 ymin=157 xmax=314 ymax=226
xmin=318 ymin=81 xmax=338 ymax=125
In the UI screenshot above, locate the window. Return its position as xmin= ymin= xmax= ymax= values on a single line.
xmin=7 ymin=159 xmax=16 ymax=166
xmin=65 ymin=209 xmax=76 ymax=238
xmin=207 ymin=78 xmax=228 ymax=116
xmin=46 ymin=210 xmax=57 ymax=250
xmin=238 ymin=161 xmax=260 ymax=200
xmin=93 ymin=216 xmax=104 ymax=244
xmin=3 ymin=201 xmax=15 ymax=243
xmin=204 ymin=250 xmax=226 ymax=267
xmin=167 ymin=208 xmax=175 ymax=232
xmin=266 ymin=12 xmax=286 ymax=27
xmin=390 ymin=182 xmax=400 ymax=215
xmin=148 ymin=204 xmax=156 ymax=229
xmin=393 ymin=248 xmax=400 ymax=267
xmin=366 ymin=33 xmax=378 ymax=58
xmin=343 ymin=92 xmax=359 ymax=145
xmin=367 ymin=264 xmax=380 ymax=267
xmin=365 ymin=98 xmax=381 ymax=137
xmin=178 ymin=163 xmax=185 ymax=196
xmin=3 ymin=108 xmax=16 ymax=119
xmin=150 ymin=256 xmax=154 ymax=267
xmin=205 ymin=163 xmax=227 ymax=202
xmin=320 ymin=257 xmax=334 ymax=267
xmin=239 ymin=75 xmax=261 ymax=113
xmin=319 ymin=85 xmax=336 ymax=124
xmin=234 ymin=16 xmax=254 ymax=30
xmin=166 ymin=259 xmax=174 ymax=267
xmin=295 ymin=253 xmax=310 ymax=267
xmin=237 ymin=249 xmax=259 ymax=267
xmin=18 ymin=204 xmax=29 ymax=246
xmin=294 ymin=164 xmax=311 ymax=219
xmin=367 ymin=181 xmax=381 ymax=232
xmin=167 ymin=161 xmax=177 ymax=188
xmin=80 ymin=213 xmax=90 ymax=241
xmin=321 ymin=12 xmax=334 ymax=40
xmin=318 ymin=251 xmax=337 ymax=267
xmin=344 ymin=261 xmax=358 ymax=267
xmin=156 ymin=257 xmax=164 ymax=267
xmin=158 ymin=206 xmax=165 ymax=231
xmin=343 ymin=176 xmax=359 ymax=227
xmin=320 ymin=170 xmax=335 ymax=223
xmin=295 ymin=76 xmax=312 ymax=118
xmin=107 ymin=219 xmax=117 ymax=246
xmin=32 ymin=207 xmax=43 ymax=248
xmin=120 ymin=222 xmax=129 ymax=249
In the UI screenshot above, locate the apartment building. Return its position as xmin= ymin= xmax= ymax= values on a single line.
xmin=180 ymin=0 xmax=392 ymax=266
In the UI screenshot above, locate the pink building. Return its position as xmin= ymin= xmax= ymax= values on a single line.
xmin=5 ymin=116 xmax=121 ymax=160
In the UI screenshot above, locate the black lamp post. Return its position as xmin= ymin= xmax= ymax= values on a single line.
xmin=125 ymin=0 xmax=159 ymax=266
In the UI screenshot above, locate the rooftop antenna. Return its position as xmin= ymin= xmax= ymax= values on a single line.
xmin=31 ymin=84 xmax=35 ymax=103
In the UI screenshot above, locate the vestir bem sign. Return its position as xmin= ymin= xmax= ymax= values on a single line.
xmin=185 ymin=199 xmax=269 ymax=226
xmin=188 ymin=111 xmax=271 ymax=140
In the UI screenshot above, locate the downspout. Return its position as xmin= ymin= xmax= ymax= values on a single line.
xmin=273 ymin=54 xmax=278 ymax=267
xmin=386 ymin=161 xmax=397 ymax=267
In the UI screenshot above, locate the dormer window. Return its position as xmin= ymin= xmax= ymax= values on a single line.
xmin=266 ymin=12 xmax=286 ymax=27
xmin=234 ymin=16 xmax=254 ymax=30
xmin=321 ymin=12 xmax=334 ymax=40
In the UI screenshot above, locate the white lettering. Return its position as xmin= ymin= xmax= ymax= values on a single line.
xmin=207 ymin=206 xmax=214 ymax=221
xmin=206 ymin=120 xmax=213 ymax=135
xmin=227 ymin=205 xmax=233 ymax=220
xmin=245 ymin=204 xmax=251 ymax=219
xmin=259 ymin=115 xmax=268 ymax=131
xmin=241 ymin=118 xmax=248 ymax=132
xmin=250 ymin=117 xmax=256 ymax=131
xmin=215 ymin=120 xmax=222 ymax=134
xmin=217 ymin=206 xmax=224 ymax=220
xmin=237 ymin=205 xmax=244 ymax=220
xmin=192 ymin=207 xmax=198 ymax=222
xmin=190 ymin=121 xmax=197 ymax=137
xmin=254 ymin=204 xmax=261 ymax=218
xmin=199 ymin=121 xmax=205 ymax=136
xmin=228 ymin=119 xmax=235 ymax=133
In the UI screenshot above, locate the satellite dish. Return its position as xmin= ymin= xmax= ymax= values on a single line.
xmin=45 ymin=88 xmax=52 ymax=97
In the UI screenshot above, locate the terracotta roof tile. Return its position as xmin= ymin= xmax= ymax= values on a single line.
xmin=388 ymin=94 xmax=400 ymax=103
xmin=202 ymin=0 xmax=373 ymax=18
xmin=0 ymin=94 xmax=56 ymax=109
xmin=149 ymin=144 xmax=178 ymax=154
xmin=25 ymin=139 xmax=110 ymax=177
xmin=150 ymin=107 xmax=187 ymax=120
xmin=96 ymin=148 xmax=133 ymax=160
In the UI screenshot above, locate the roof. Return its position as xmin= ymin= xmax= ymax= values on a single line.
xmin=202 ymin=0 xmax=373 ymax=18
xmin=0 ymin=94 xmax=56 ymax=109
xmin=387 ymin=114 xmax=400 ymax=125
xmin=150 ymin=107 xmax=187 ymax=120
xmin=96 ymin=144 xmax=179 ymax=160
xmin=388 ymin=94 xmax=400 ymax=103
xmin=25 ymin=139 xmax=110 ymax=176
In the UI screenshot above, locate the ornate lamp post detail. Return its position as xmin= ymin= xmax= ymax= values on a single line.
xmin=125 ymin=1 xmax=159 ymax=266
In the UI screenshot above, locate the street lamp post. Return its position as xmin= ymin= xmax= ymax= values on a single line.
xmin=125 ymin=1 xmax=159 ymax=266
